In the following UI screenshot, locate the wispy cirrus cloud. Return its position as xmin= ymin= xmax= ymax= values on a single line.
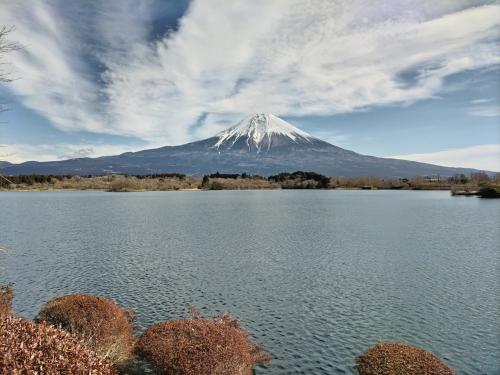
xmin=0 ymin=0 xmax=499 ymax=146
xmin=393 ymin=144 xmax=500 ymax=172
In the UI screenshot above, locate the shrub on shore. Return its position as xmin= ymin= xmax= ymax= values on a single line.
xmin=356 ymin=343 xmax=455 ymax=375
xmin=0 ymin=314 xmax=117 ymax=374
xmin=135 ymin=311 xmax=271 ymax=375
xmin=0 ymin=284 xmax=13 ymax=315
xmin=36 ymin=294 xmax=135 ymax=365
xmin=478 ymin=186 xmax=500 ymax=198
xmin=108 ymin=176 xmax=142 ymax=192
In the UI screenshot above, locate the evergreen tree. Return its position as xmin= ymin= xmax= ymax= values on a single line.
xmin=201 ymin=175 xmax=210 ymax=189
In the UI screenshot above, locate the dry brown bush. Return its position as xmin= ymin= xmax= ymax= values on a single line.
xmin=36 ymin=294 xmax=135 ymax=364
xmin=108 ymin=176 xmax=142 ymax=192
xmin=203 ymin=177 xmax=281 ymax=190
xmin=356 ymin=343 xmax=455 ymax=375
xmin=0 ymin=284 xmax=13 ymax=315
xmin=2 ymin=175 xmax=201 ymax=191
xmin=135 ymin=311 xmax=271 ymax=375
xmin=0 ymin=314 xmax=118 ymax=374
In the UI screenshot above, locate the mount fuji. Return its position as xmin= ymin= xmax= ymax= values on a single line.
xmin=0 ymin=114 xmax=483 ymax=177
xmin=212 ymin=113 xmax=319 ymax=152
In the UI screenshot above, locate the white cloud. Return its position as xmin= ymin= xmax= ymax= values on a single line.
xmin=468 ymin=106 xmax=500 ymax=117
xmin=468 ymin=97 xmax=499 ymax=117
xmin=470 ymin=98 xmax=493 ymax=104
xmin=0 ymin=1 xmax=499 ymax=145
xmin=0 ymin=143 xmax=145 ymax=163
xmin=392 ymin=144 xmax=500 ymax=171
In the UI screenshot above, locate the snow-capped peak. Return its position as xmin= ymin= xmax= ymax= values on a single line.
xmin=213 ymin=113 xmax=313 ymax=151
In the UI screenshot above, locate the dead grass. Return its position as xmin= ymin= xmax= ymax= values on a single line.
xmin=135 ymin=310 xmax=271 ymax=375
xmin=0 ymin=284 xmax=13 ymax=316
xmin=36 ymin=294 xmax=135 ymax=365
xmin=356 ymin=343 xmax=455 ymax=375
xmin=0 ymin=314 xmax=118 ymax=374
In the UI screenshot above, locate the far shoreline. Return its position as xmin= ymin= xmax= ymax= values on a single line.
xmin=0 ymin=186 xmax=491 ymax=197
xmin=1 ymin=171 xmax=498 ymax=197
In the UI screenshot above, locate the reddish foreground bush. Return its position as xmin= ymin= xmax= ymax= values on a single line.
xmin=0 ymin=314 xmax=117 ymax=374
xmin=0 ymin=284 xmax=13 ymax=315
xmin=135 ymin=311 xmax=271 ymax=375
xmin=356 ymin=343 xmax=455 ymax=375
xmin=36 ymin=294 xmax=135 ymax=364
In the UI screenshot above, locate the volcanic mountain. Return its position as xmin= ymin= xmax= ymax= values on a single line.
xmin=0 ymin=114 xmax=483 ymax=177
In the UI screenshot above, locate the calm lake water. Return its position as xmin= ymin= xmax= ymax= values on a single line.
xmin=0 ymin=190 xmax=498 ymax=374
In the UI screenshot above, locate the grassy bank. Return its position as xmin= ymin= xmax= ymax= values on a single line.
xmin=1 ymin=171 xmax=499 ymax=195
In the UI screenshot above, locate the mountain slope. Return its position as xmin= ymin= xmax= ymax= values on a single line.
xmin=0 ymin=114 xmax=487 ymax=177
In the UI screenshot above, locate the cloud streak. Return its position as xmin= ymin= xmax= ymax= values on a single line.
xmin=0 ymin=143 xmax=142 ymax=163
xmin=468 ymin=98 xmax=499 ymax=117
xmin=393 ymin=144 xmax=500 ymax=172
xmin=0 ymin=0 xmax=499 ymax=145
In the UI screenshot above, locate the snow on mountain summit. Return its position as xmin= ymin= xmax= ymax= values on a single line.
xmin=213 ymin=114 xmax=314 ymax=151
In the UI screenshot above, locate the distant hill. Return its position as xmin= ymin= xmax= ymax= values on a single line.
xmin=0 ymin=114 xmax=486 ymax=177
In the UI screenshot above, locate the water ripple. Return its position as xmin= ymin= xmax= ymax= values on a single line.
xmin=0 ymin=190 xmax=498 ymax=375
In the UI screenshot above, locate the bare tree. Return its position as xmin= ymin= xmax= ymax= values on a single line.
xmin=0 ymin=26 xmax=20 ymax=113
xmin=0 ymin=26 xmax=21 ymax=169
xmin=0 ymin=26 xmax=20 ymax=82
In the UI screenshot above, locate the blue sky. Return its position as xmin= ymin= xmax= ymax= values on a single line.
xmin=0 ymin=0 xmax=499 ymax=170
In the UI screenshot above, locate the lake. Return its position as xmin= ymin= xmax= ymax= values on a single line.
xmin=0 ymin=190 xmax=498 ymax=374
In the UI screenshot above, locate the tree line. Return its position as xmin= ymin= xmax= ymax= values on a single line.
xmin=1 ymin=171 xmax=498 ymax=194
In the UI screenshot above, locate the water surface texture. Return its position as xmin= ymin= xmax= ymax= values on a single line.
xmin=1 ymin=191 xmax=498 ymax=374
